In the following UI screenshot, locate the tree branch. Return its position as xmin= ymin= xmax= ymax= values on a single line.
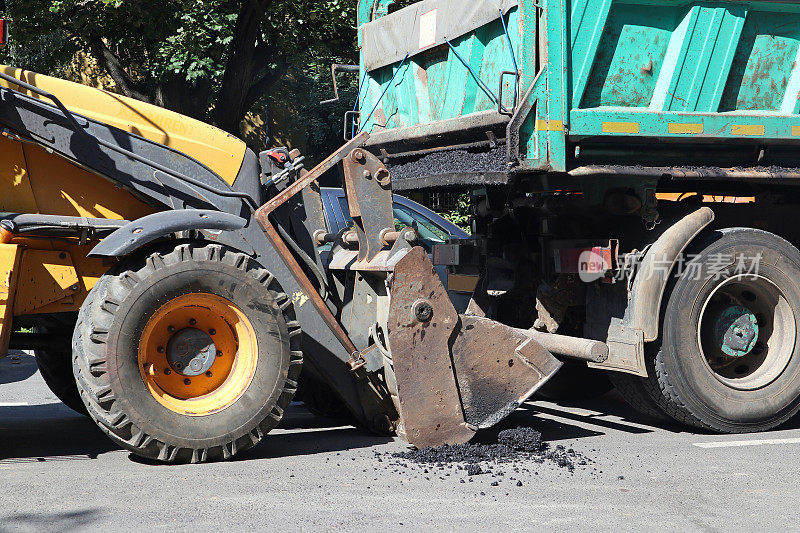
xmin=243 ymin=56 xmax=288 ymax=111
xmin=88 ymin=34 xmax=151 ymax=103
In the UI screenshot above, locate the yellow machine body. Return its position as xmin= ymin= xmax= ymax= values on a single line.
xmin=0 ymin=66 xmax=250 ymax=353
xmin=0 ymin=66 xmax=247 ymax=185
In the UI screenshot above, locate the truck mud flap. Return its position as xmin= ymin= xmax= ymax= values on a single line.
xmin=387 ymin=247 xmax=562 ymax=448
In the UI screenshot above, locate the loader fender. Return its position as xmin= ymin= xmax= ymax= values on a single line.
xmin=589 ymin=207 xmax=715 ymax=377
xmin=88 ymin=210 xmax=247 ymax=258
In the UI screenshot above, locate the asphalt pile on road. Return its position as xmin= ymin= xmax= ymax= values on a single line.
xmin=389 ymin=145 xmax=507 ymax=183
xmin=385 ymin=427 xmax=592 ymax=484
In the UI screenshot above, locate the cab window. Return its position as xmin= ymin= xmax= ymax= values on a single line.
xmin=336 ymin=197 xmax=450 ymax=250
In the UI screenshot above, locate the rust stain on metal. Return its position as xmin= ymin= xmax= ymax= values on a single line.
xmin=452 ymin=315 xmax=562 ymax=428
xmin=254 ymin=132 xmax=370 ymax=359
xmin=342 ymin=148 xmax=395 ymax=262
xmin=387 ymin=246 xmax=475 ymax=448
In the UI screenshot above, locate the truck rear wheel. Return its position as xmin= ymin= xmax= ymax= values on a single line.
xmin=35 ymin=346 xmax=87 ymax=415
xmin=606 ymin=365 xmax=670 ymax=422
xmin=647 ymin=228 xmax=800 ymax=432
xmin=73 ymin=243 xmax=302 ymax=462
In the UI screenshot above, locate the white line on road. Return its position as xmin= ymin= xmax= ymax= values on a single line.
xmin=0 ymin=402 xmax=29 ymax=407
xmin=694 ymin=437 xmax=800 ymax=449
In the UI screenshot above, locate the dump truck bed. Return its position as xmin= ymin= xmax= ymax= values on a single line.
xmin=357 ymin=0 xmax=800 ymax=188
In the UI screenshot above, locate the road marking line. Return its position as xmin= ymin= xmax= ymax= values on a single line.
xmin=694 ymin=437 xmax=800 ymax=449
xmin=0 ymin=402 xmax=29 ymax=407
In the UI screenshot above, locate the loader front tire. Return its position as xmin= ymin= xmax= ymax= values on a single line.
xmin=73 ymin=243 xmax=302 ymax=463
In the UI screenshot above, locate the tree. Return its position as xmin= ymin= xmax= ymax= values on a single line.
xmin=0 ymin=0 xmax=359 ymax=157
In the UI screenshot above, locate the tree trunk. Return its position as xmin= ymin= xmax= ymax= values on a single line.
xmin=155 ymin=76 xmax=212 ymax=122
xmin=212 ymin=0 xmax=272 ymax=135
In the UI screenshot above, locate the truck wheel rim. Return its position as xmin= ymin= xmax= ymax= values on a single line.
xmin=697 ymin=275 xmax=796 ymax=391
xmin=138 ymin=293 xmax=258 ymax=415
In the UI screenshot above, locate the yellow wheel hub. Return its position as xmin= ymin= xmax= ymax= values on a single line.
xmin=138 ymin=293 xmax=258 ymax=416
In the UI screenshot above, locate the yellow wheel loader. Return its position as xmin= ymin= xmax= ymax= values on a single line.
xmin=0 ymin=62 xmax=581 ymax=462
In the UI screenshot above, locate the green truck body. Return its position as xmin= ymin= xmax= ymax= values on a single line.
xmin=357 ymin=0 xmax=800 ymax=174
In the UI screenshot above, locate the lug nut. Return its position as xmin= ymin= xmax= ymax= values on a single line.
xmin=206 ymin=371 xmax=213 ymax=378
xmin=164 ymin=369 xmax=172 ymax=375
xmin=209 ymin=328 xmax=216 ymax=335
xmin=168 ymin=326 xmax=175 ymax=333
xmin=189 ymin=318 xmax=197 ymax=326
xmin=184 ymin=378 xmax=191 ymax=385
xmin=216 ymin=350 xmax=223 ymax=357
xmin=157 ymin=346 xmax=165 ymax=354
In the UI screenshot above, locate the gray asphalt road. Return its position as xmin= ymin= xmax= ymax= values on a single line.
xmin=2 ymin=351 xmax=800 ymax=532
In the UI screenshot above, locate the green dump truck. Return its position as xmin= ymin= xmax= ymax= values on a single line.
xmin=350 ymin=0 xmax=800 ymax=432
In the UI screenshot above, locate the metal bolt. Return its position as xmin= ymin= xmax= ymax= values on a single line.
xmin=412 ymin=299 xmax=434 ymax=322
xmin=362 ymin=169 xmax=372 ymax=179
xmin=157 ymin=346 xmax=165 ymax=354
xmin=206 ymin=371 xmax=213 ymax=378
xmin=59 ymin=252 xmax=67 ymax=260
xmin=184 ymin=378 xmax=191 ymax=385
xmin=168 ymin=326 xmax=176 ymax=333
xmin=189 ymin=318 xmax=197 ymax=326
xmin=216 ymin=350 xmax=223 ymax=358
xmin=209 ymin=328 xmax=216 ymax=336
xmin=351 ymin=149 xmax=366 ymax=163
xmin=70 ymin=284 xmax=79 ymax=292
xmin=164 ymin=369 xmax=172 ymax=375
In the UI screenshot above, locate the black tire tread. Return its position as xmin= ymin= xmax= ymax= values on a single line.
xmin=72 ymin=243 xmax=303 ymax=463
xmin=606 ymin=370 xmax=670 ymax=422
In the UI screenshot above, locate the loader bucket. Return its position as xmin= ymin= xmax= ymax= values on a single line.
xmin=387 ymin=247 xmax=562 ymax=448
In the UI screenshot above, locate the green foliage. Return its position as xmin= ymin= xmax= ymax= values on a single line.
xmin=441 ymin=193 xmax=473 ymax=233
xmin=0 ymin=0 xmax=358 ymax=156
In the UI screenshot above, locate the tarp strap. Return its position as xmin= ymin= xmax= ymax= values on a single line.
xmin=499 ymin=9 xmax=520 ymax=108
xmin=360 ymin=53 xmax=411 ymax=133
xmin=444 ymin=37 xmax=506 ymax=113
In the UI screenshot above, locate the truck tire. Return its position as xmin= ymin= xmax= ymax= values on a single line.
xmin=72 ymin=243 xmax=303 ymax=463
xmin=35 ymin=345 xmax=87 ymax=416
xmin=645 ymin=228 xmax=800 ymax=433
xmin=606 ymin=366 xmax=670 ymax=422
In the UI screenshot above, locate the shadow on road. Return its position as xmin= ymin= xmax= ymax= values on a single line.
xmin=0 ymin=508 xmax=104 ymax=533
xmin=471 ymin=390 xmax=692 ymax=444
xmin=0 ymin=403 xmax=118 ymax=462
xmin=238 ymin=426 xmax=394 ymax=462
xmin=0 ymin=352 xmax=38 ymax=385
xmin=125 ymin=405 xmax=392 ymax=465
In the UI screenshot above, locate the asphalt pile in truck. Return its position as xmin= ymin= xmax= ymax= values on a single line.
xmin=389 ymin=145 xmax=507 ymax=183
xmin=388 ymin=427 xmax=591 ymax=478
